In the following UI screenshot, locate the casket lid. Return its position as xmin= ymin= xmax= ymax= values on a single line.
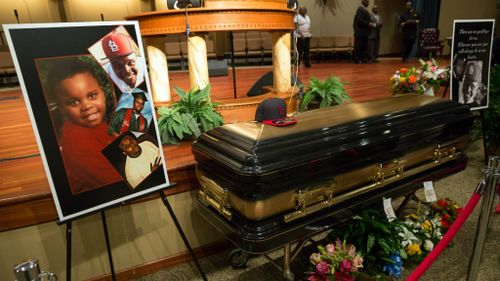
xmin=192 ymin=95 xmax=472 ymax=175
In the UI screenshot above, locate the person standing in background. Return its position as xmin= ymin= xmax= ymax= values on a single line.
xmin=353 ymin=0 xmax=376 ymax=64
xmin=368 ymin=5 xmax=383 ymax=63
xmin=294 ymin=6 xmax=312 ymax=68
xmin=399 ymin=1 xmax=421 ymax=63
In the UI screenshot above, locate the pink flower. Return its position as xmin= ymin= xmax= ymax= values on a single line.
xmin=309 ymin=253 xmax=321 ymax=265
xmin=431 ymin=66 xmax=437 ymax=72
xmin=352 ymin=255 xmax=364 ymax=271
xmin=335 ymin=239 xmax=344 ymax=250
xmin=334 ymin=271 xmax=355 ymax=281
xmin=326 ymin=244 xmax=336 ymax=256
xmin=340 ymin=259 xmax=352 ymax=273
xmin=308 ymin=273 xmax=327 ymax=281
xmin=316 ymin=261 xmax=330 ymax=276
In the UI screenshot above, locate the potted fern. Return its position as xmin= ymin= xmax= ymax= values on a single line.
xmin=157 ymin=84 xmax=224 ymax=145
xmin=299 ymin=75 xmax=351 ymax=111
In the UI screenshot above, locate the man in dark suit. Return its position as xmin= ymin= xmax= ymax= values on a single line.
xmin=399 ymin=1 xmax=421 ymax=63
xmin=353 ymin=0 xmax=375 ymax=64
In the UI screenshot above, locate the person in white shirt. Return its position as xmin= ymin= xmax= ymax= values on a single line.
xmin=118 ymin=133 xmax=161 ymax=189
xmin=294 ymin=6 xmax=312 ymax=67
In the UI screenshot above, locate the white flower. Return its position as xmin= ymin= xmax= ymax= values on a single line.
xmin=310 ymin=253 xmax=321 ymax=265
xmin=399 ymin=225 xmax=419 ymax=247
xmin=424 ymin=240 xmax=434 ymax=252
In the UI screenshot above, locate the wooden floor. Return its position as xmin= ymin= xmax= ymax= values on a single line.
xmin=0 ymin=57 xmax=451 ymax=231
xmin=168 ymin=57 xmax=449 ymax=102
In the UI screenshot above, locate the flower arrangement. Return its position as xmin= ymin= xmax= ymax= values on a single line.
xmin=390 ymin=58 xmax=446 ymax=95
xmin=430 ymin=198 xmax=462 ymax=230
xmin=397 ymin=212 xmax=443 ymax=264
xmin=395 ymin=198 xmax=462 ymax=264
xmin=307 ymin=239 xmax=364 ymax=281
xmin=329 ymin=209 xmax=402 ymax=277
xmin=311 ymin=198 xmax=462 ymax=279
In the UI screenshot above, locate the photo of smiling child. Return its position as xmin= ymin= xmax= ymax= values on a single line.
xmin=37 ymin=55 xmax=123 ymax=194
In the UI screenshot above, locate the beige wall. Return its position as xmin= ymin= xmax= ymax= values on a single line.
xmin=0 ymin=0 xmax=170 ymax=31
xmin=301 ymin=0 xmax=405 ymax=56
xmin=303 ymin=0 xmax=497 ymax=56
xmin=1 ymin=0 xmax=55 ymax=26
xmin=0 ymin=191 xmax=224 ymax=280
xmin=438 ymin=0 xmax=497 ymax=54
xmin=2 ymin=0 xmax=497 ymax=53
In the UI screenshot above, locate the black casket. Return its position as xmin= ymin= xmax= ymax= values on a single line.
xmin=192 ymin=95 xmax=473 ymax=249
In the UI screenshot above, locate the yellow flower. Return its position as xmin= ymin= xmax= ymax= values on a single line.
xmin=405 ymin=213 xmax=418 ymax=221
xmin=399 ymin=77 xmax=406 ymax=83
xmin=422 ymin=220 xmax=432 ymax=230
xmin=406 ymin=244 xmax=422 ymax=256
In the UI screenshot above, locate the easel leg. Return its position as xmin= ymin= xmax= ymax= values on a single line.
xmin=396 ymin=190 xmax=416 ymax=215
xmin=101 ymin=211 xmax=116 ymax=281
xmin=66 ymin=221 xmax=72 ymax=281
xmin=159 ymin=191 xmax=208 ymax=281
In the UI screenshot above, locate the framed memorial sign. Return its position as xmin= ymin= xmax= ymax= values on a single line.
xmin=450 ymin=19 xmax=495 ymax=111
xmin=4 ymin=21 xmax=170 ymax=222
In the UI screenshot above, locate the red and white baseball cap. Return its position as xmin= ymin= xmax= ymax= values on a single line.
xmin=101 ymin=32 xmax=134 ymax=59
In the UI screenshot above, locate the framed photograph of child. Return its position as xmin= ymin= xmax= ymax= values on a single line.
xmin=4 ymin=22 xmax=170 ymax=223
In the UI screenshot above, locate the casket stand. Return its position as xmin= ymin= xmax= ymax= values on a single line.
xmin=192 ymin=95 xmax=474 ymax=280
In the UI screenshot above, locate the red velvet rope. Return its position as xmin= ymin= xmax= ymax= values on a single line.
xmin=406 ymin=192 xmax=482 ymax=281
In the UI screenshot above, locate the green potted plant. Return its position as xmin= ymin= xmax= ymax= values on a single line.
xmin=157 ymin=84 xmax=224 ymax=145
xmin=299 ymin=75 xmax=351 ymax=111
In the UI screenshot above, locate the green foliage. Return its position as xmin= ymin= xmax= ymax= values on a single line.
xmin=299 ymin=76 xmax=351 ymax=111
xmin=482 ymin=64 xmax=500 ymax=154
xmin=471 ymin=65 xmax=500 ymax=154
xmin=157 ymin=84 xmax=224 ymax=145
xmin=329 ymin=208 xmax=402 ymax=275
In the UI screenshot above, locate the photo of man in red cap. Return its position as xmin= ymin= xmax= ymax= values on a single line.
xmin=89 ymin=25 xmax=153 ymax=128
xmin=458 ymin=60 xmax=487 ymax=107
xmin=101 ymin=29 xmax=144 ymax=92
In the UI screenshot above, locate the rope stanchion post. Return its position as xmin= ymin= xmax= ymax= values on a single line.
xmin=466 ymin=156 xmax=500 ymax=281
